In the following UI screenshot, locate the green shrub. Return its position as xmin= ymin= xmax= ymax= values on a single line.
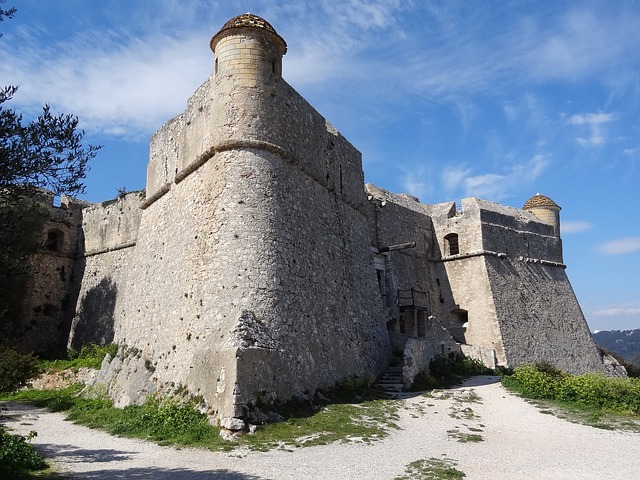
xmin=0 ymin=345 xmax=39 ymax=392
xmin=502 ymin=364 xmax=640 ymax=416
xmin=0 ymin=428 xmax=47 ymax=477
xmin=501 ymin=364 xmax=563 ymax=399
xmin=410 ymin=354 xmax=494 ymax=391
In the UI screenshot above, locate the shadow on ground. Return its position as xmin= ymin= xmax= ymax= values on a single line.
xmin=57 ymin=467 xmax=266 ymax=479
xmin=456 ymin=375 xmax=501 ymax=388
xmin=37 ymin=444 xmax=134 ymax=463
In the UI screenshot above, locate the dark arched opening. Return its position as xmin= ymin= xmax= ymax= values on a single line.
xmin=444 ymin=233 xmax=459 ymax=256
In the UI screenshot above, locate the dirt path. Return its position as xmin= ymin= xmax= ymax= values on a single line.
xmin=2 ymin=376 xmax=639 ymax=479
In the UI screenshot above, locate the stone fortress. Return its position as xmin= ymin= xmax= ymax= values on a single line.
xmin=19 ymin=14 xmax=610 ymax=424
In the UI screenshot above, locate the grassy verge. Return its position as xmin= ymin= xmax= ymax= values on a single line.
xmin=1 ymin=379 xmax=400 ymax=453
xmin=502 ymin=363 xmax=640 ymax=429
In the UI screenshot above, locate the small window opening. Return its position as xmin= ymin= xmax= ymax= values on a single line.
xmin=444 ymin=233 xmax=459 ymax=256
xmin=215 ymin=58 xmax=219 ymax=75
xmin=46 ymin=230 xmax=63 ymax=252
xmin=271 ymin=59 xmax=276 ymax=74
xmin=450 ymin=308 xmax=469 ymax=343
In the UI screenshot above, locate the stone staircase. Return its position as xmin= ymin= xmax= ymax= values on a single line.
xmin=375 ymin=353 xmax=405 ymax=397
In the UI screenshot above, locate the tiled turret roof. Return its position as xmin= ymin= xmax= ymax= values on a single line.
xmin=523 ymin=193 xmax=560 ymax=209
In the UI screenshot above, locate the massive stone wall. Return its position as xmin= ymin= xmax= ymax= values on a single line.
xmin=91 ymin=48 xmax=390 ymax=418
xmin=67 ymin=191 xmax=144 ymax=349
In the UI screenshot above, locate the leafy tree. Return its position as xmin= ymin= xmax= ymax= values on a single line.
xmin=0 ymin=1 xmax=16 ymax=33
xmin=0 ymin=2 xmax=101 ymax=342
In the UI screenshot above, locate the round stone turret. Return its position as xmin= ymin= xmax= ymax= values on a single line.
xmin=210 ymin=13 xmax=287 ymax=88
xmin=524 ymin=193 xmax=561 ymax=237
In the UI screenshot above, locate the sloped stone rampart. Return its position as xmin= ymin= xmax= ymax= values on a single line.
xmin=485 ymin=256 xmax=603 ymax=374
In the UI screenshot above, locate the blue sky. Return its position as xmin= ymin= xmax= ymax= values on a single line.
xmin=1 ymin=0 xmax=639 ymax=332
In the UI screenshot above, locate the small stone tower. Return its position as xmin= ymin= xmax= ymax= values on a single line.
xmin=210 ymin=13 xmax=287 ymax=88
xmin=524 ymin=193 xmax=561 ymax=237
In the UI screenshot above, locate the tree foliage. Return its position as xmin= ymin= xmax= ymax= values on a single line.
xmin=0 ymin=1 xmax=16 ymax=32
xmin=0 ymin=86 xmax=100 ymax=197
xmin=0 ymin=2 xmax=101 ymax=341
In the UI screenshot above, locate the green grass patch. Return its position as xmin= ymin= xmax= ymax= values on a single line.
xmin=37 ymin=344 xmax=118 ymax=372
xmin=526 ymin=397 xmax=640 ymax=431
xmin=447 ymin=429 xmax=483 ymax=443
xmin=395 ymin=457 xmax=466 ymax=479
xmin=243 ymin=399 xmax=400 ymax=450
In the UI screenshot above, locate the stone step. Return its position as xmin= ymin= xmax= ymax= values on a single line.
xmin=377 ymin=383 xmax=403 ymax=392
xmin=378 ymin=378 xmax=403 ymax=384
xmin=374 ymin=355 xmax=406 ymax=396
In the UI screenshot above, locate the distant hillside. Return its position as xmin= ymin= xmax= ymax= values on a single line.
xmin=593 ymin=329 xmax=640 ymax=364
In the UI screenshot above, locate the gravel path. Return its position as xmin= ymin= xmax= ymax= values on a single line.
xmin=2 ymin=376 xmax=639 ymax=479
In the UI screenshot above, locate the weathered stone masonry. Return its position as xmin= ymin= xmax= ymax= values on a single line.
xmin=20 ymin=14 xmax=608 ymax=423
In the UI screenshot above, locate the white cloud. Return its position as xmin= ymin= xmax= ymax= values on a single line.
xmin=568 ymin=113 xmax=615 ymax=125
xmin=561 ymin=220 xmax=592 ymax=233
xmin=568 ymin=113 xmax=615 ymax=147
xmin=592 ymin=308 xmax=640 ymax=317
xmin=2 ymin=1 xmax=639 ymax=146
xmin=442 ymin=166 xmax=471 ymax=192
xmin=526 ymin=7 xmax=640 ymax=82
xmin=1 ymin=24 xmax=213 ymax=138
xmin=597 ymin=237 xmax=640 ymax=255
xmin=401 ymin=166 xmax=429 ymax=201
xmin=441 ymin=154 xmax=549 ymax=201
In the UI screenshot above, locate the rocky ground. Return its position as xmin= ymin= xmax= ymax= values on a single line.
xmin=2 ymin=376 xmax=639 ymax=479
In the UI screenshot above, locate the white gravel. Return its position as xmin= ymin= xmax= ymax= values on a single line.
xmin=2 ymin=376 xmax=639 ymax=479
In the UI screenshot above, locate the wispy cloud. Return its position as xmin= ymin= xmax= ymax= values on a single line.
xmin=1 ymin=22 xmax=212 ymax=137
xmin=597 ymin=237 xmax=640 ymax=255
xmin=441 ymin=154 xmax=549 ymax=201
xmin=567 ymin=113 xmax=615 ymax=147
xmin=592 ymin=307 xmax=640 ymax=317
xmin=2 ymin=1 xmax=639 ymax=142
xmin=562 ymin=220 xmax=592 ymax=234
xmin=400 ymin=165 xmax=429 ymax=201
xmin=568 ymin=113 xmax=615 ymax=125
